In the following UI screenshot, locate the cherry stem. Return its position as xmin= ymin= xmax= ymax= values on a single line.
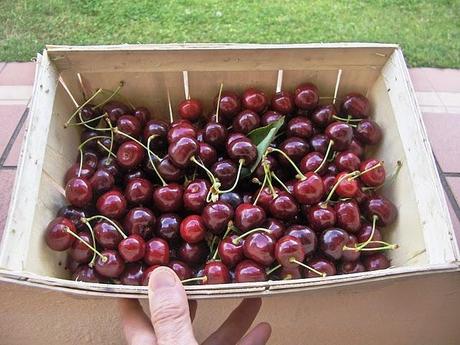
xmin=64 ymin=88 xmax=104 ymax=128
xmin=215 ymin=83 xmax=224 ymax=124
xmin=219 ymin=159 xmax=244 ymax=194
xmin=271 ymin=172 xmax=291 ymax=194
xmin=363 ymin=160 xmax=402 ymax=192
xmin=232 ymin=228 xmax=271 ymax=245
xmin=349 ymin=161 xmax=383 ymax=181
xmin=191 ymin=156 xmax=219 ymax=187
xmin=97 ymin=141 xmax=117 ymax=159
xmin=332 ymin=115 xmax=362 ymax=123
xmin=253 ymin=173 xmax=268 ymax=206
xmin=266 ymin=147 xmax=305 ymax=180
xmin=167 ymin=88 xmax=174 ymax=124
xmin=181 ymin=276 xmax=207 ymax=285
xmin=113 ymin=127 xmax=161 ymax=161
xmin=222 ymin=221 xmax=235 ymax=239
xmin=323 ymin=171 xmax=359 ymax=205
xmin=92 ymin=82 xmax=124 ymax=110
xmin=314 ymin=140 xmax=334 ymax=174
xmin=357 ymin=215 xmax=377 ymax=250
xmin=266 ymin=264 xmax=282 ymax=275
xmin=147 ymin=135 xmax=167 ymax=186
xmin=346 ymin=243 xmax=398 ymax=251
xmin=85 ymin=215 xmax=127 ymax=239
xmin=104 ymin=117 xmax=115 ymax=161
xmin=211 ymin=240 xmax=220 ymax=261
xmin=263 ymin=161 xmax=278 ymax=198
xmin=289 ymin=258 xmax=326 ymax=277
xmin=67 ymin=112 xmax=108 ymax=128
xmin=66 ymin=226 xmax=107 ymax=265
xmin=77 ymin=135 xmax=111 ymax=177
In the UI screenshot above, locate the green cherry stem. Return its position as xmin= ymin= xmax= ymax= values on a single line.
xmin=266 ymin=264 xmax=282 ymax=275
xmin=92 ymin=82 xmax=124 ymax=110
xmin=77 ymin=221 xmax=107 ymax=266
xmin=181 ymin=276 xmax=208 ymax=285
xmin=97 ymin=141 xmax=117 ymax=159
xmin=104 ymin=117 xmax=115 ymax=161
xmin=147 ymin=135 xmax=167 ymax=186
xmin=253 ymin=173 xmax=268 ymax=206
xmin=215 ymin=83 xmax=224 ymax=124
xmin=357 ymin=215 xmax=377 ymax=250
xmin=232 ymin=228 xmax=272 ymax=245
xmin=113 ymin=127 xmax=161 ymax=161
xmin=64 ymin=88 xmax=104 ymax=127
xmin=85 ymin=215 xmax=127 ymax=239
xmin=348 ymin=161 xmax=384 ymax=181
xmin=314 ymin=140 xmax=334 ymax=174
xmin=219 ymin=159 xmax=244 ymax=194
xmin=266 ymin=147 xmax=305 ymax=181
xmin=190 ymin=156 xmax=219 ymax=187
xmin=67 ymin=112 xmax=108 ymax=128
xmin=323 ymin=171 xmax=359 ymax=205
xmin=363 ymin=160 xmax=402 ymax=192
xmin=271 ymin=172 xmax=291 ymax=194
xmin=65 ymin=228 xmax=107 ymax=264
xmin=77 ymin=135 xmax=111 ymax=177
xmin=263 ymin=162 xmax=278 ymax=198
xmin=289 ymin=258 xmax=327 ymax=277
xmin=332 ymin=115 xmax=362 ymax=123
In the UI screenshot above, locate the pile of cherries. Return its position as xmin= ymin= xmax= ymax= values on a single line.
xmin=44 ymin=82 xmax=399 ymax=286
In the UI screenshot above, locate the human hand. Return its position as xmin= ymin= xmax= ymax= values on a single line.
xmin=119 ymin=266 xmax=272 ymax=345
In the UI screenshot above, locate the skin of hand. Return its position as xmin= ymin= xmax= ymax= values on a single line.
xmin=119 ymin=266 xmax=272 ymax=345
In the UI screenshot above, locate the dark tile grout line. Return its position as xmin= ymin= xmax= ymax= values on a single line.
xmin=435 ymin=155 xmax=460 ymax=223
xmin=0 ymin=166 xmax=17 ymax=170
xmin=0 ymin=107 xmax=29 ymax=167
xmin=444 ymin=172 xmax=460 ymax=178
xmin=0 ymin=63 xmax=7 ymax=75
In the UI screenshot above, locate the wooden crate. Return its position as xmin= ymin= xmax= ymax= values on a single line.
xmin=0 ymin=43 xmax=458 ymax=299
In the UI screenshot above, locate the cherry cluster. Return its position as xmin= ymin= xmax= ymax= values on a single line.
xmin=44 ymin=82 xmax=399 ymax=286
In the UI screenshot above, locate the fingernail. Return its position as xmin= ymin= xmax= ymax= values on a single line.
xmin=150 ymin=267 xmax=177 ymax=289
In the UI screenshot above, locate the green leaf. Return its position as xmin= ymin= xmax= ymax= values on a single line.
xmin=241 ymin=116 xmax=285 ymax=178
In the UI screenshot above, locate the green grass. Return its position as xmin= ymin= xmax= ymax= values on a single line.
xmin=1 ymin=0 xmax=459 ymax=67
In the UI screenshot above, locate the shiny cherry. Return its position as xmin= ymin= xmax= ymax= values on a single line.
xmin=334 ymin=151 xmax=361 ymax=172
xmin=115 ymin=115 xmax=141 ymax=142
xmin=211 ymin=159 xmax=237 ymax=189
xmin=219 ymin=192 xmax=243 ymax=209
xmin=319 ymin=228 xmax=348 ymax=260
xmin=309 ymin=134 xmax=329 ymax=154
xmin=287 ymin=116 xmax=313 ymax=139
xmin=299 ymin=152 xmax=326 ymax=175
xmin=64 ymin=163 xmax=94 ymax=184
xmin=218 ymin=235 xmax=244 ymax=268
xmin=144 ymin=119 xmax=169 ymax=150
xmin=102 ymin=101 xmax=130 ymax=124
xmin=167 ymin=120 xmax=197 ymax=143
xmin=124 ymin=207 xmax=156 ymax=239
xmin=65 ymin=177 xmax=93 ymax=208
xmin=341 ymin=234 xmax=360 ymax=262
xmin=95 ymin=250 xmax=125 ymax=278
xmin=305 ymin=257 xmax=336 ymax=277
xmin=335 ymin=200 xmax=361 ymax=233
xmin=242 ymin=232 xmax=275 ymax=266
xmin=325 ymin=122 xmax=353 ymax=151
xmin=227 ymin=138 xmax=258 ymax=166
xmin=168 ymin=260 xmax=193 ymax=281
xmin=269 ymin=192 xmax=299 ymax=220
xmin=271 ymin=91 xmax=294 ymax=114
xmin=234 ymin=203 xmax=266 ymax=232
xmin=363 ymin=253 xmax=390 ymax=271
xmin=335 ymin=172 xmax=359 ymax=198
xmin=359 ymin=159 xmax=385 ymax=187
xmin=202 ymin=201 xmax=234 ymax=234
xmin=263 ymin=218 xmax=285 ymax=240
xmin=362 ymin=195 xmax=397 ymax=226
xmin=311 ymin=104 xmax=336 ymax=128
xmin=235 ymin=260 xmax=267 ymax=283
xmin=198 ymin=142 xmax=217 ymax=167
xmin=339 ymin=260 xmax=365 ymax=274
xmin=96 ymin=190 xmax=127 ymax=219
xmin=77 ymin=149 xmax=98 ymax=171
xmin=275 ymin=235 xmax=305 ymax=268
xmin=180 ymin=215 xmax=206 ymax=244
xmin=57 ymin=206 xmax=88 ymax=231
xmin=204 ymin=122 xmax=228 ymax=148
xmin=356 ymin=119 xmax=382 ymax=145
xmin=306 ymin=203 xmax=337 ymax=231
xmin=120 ymin=262 xmax=144 ymax=285
xmin=294 ymin=83 xmax=319 ymax=110
xmin=89 ymin=169 xmax=115 ymax=195
xmin=45 ymin=217 xmax=76 ymax=251
xmin=153 ymin=183 xmax=184 ymax=212
xmin=98 ymin=157 xmax=121 ymax=179
xmin=118 ymin=234 xmax=146 ymax=262
xmin=144 ymin=238 xmax=169 ymax=265
xmin=183 ymin=179 xmax=211 ymax=213
xmin=156 ymin=213 xmax=181 ymax=242
xmin=133 ymin=106 xmax=150 ymax=125
xmin=253 ymin=186 xmax=279 ymax=212
xmin=157 ymin=156 xmax=184 ymax=182
xmin=278 ymin=137 xmax=310 ymax=164
xmin=242 ymin=88 xmax=268 ymax=113
xmin=124 ymin=178 xmax=153 ymax=205
xmin=168 ymin=136 xmax=199 ymax=168
xmin=285 ymin=225 xmax=317 ymax=256
xmin=218 ymin=91 xmax=241 ymax=119
xmin=178 ymin=241 xmax=209 ymax=265
xmin=357 ymin=223 xmax=383 ymax=253
xmin=293 ymin=172 xmax=324 ymax=205
xmin=178 ymin=98 xmax=203 ymax=122
xmin=341 ymin=93 xmax=370 ymax=118
xmin=94 ymin=219 xmax=124 ymax=249
xmin=116 ymin=140 xmax=145 ymax=169
xmin=261 ymin=110 xmax=283 ymax=126
xmin=72 ymin=265 xmax=103 ymax=283
xmin=233 ymin=110 xmax=261 ymax=134
xmin=203 ymin=261 xmax=231 ymax=284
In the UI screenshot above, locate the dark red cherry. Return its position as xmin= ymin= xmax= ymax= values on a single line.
xmin=306 ymin=203 xmax=337 ymax=231
xmin=278 ymin=137 xmax=310 ymax=164
xmin=142 ymin=265 xmax=161 ymax=286
xmin=261 ymin=110 xmax=283 ymax=126
xmin=362 ymin=195 xmax=397 ymax=226
xmin=204 ymin=122 xmax=228 ymax=148
xmin=97 ymin=137 xmax=118 ymax=157
xmin=65 ymin=177 xmax=93 ymax=208
xmin=196 ymin=143 xmax=217 ymax=167
xmin=357 ymin=223 xmax=383 ymax=253
xmin=144 ymin=119 xmax=169 ymax=150
xmin=157 ymin=156 xmax=184 ymax=182
xmin=120 ymin=262 xmax=144 ymax=285
xmin=45 ymin=217 xmax=76 ymax=251
xmin=341 ymin=93 xmax=370 ymax=118
xmin=153 ymin=183 xmax=184 ymax=212
xmin=335 ymin=172 xmax=359 ymax=198
xmin=218 ymin=235 xmax=244 ymax=268
xmin=116 ymin=140 xmax=145 ymax=169
xmin=202 ymin=201 xmax=234 ymax=234
xmin=294 ymin=83 xmax=319 ymax=110
xmin=325 ymin=122 xmax=353 ymax=151
xmin=94 ymin=219 xmax=124 ymax=249
xmin=226 ymin=132 xmax=246 ymax=149
xmin=355 ymin=119 xmax=382 ymax=145
xmin=319 ymin=228 xmax=348 ymax=260
xmin=293 ymin=172 xmax=324 ymax=205
xmin=95 ymin=250 xmax=125 ymax=278
xmin=183 ymin=179 xmax=211 ymax=213
xmin=287 ymin=117 xmax=313 ymax=139
xmin=311 ymin=104 xmax=336 ymax=128
xmin=72 ymin=265 xmax=103 ymax=283
xmin=285 ymin=225 xmax=317 ymax=256
xmin=144 ymin=238 xmax=169 ymax=265
xmin=299 ymin=152 xmax=326 ymax=175
xmin=233 ymin=110 xmax=261 ymax=134
xmin=118 ymin=234 xmax=146 ymax=262
xmin=309 ymin=134 xmax=329 ymax=154
xmin=168 ymin=136 xmax=199 ymax=168
xmin=124 ymin=178 xmax=153 ymax=205
xmin=178 ymin=98 xmax=203 ymax=122
xmin=89 ymin=169 xmax=115 ymax=195
xmin=211 ymin=159 xmax=237 ymax=189
xmin=335 ymin=200 xmax=361 ymax=233
xmin=242 ymin=88 xmax=268 ymax=113
xmin=363 ymin=253 xmax=390 ymax=271
xmin=253 ymin=186 xmax=279 ymax=212
xmin=78 ymin=104 xmax=101 ymax=126
xmin=254 ymin=155 xmax=279 ymax=180
xmin=271 ymin=91 xmax=294 ymax=114
xmin=227 ymin=139 xmax=258 ymax=166
xmin=133 ymin=106 xmax=150 ymax=125
xmin=156 ymin=213 xmax=181 ymax=242
xmin=80 ymin=129 xmax=99 ymax=150
xmin=57 ymin=206 xmax=88 ymax=231
xmin=64 ymin=163 xmax=94 ymax=184
xmin=242 ymin=232 xmax=275 ymax=266
xmin=263 ymin=218 xmax=285 ymax=240
xmin=269 ymin=192 xmax=299 ymax=220
xmin=178 ymin=241 xmax=209 ymax=265
xmin=98 ymin=157 xmax=120 ymax=179
xmin=279 ymin=266 xmax=302 ymax=280
xmin=335 ymin=151 xmax=361 ymax=172
xmin=115 ymin=115 xmax=141 ymax=142
xmin=275 ymin=235 xmax=305 ymax=268
xmin=96 ymin=190 xmax=127 ymax=219
xmin=180 ymin=215 xmax=206 ymax=244
xmin=218 ymin=91 xmax=241 ymax=119
xmin=102 ymin=101 xmax=130 ymax=124
xmin=126 ymin=169 xmax=146 ymax=184
xmin=124 ymin=207 xmax=156 ymax=239
xmin=341 ymin=234 xmax=360 ymax=262
xmin=234 ymin=203 xmax=266 ymax=232
xmin=359 ymin=159 xmax=385 ymax=187
xmin=77 ymin=149 xmax=99 ymax=171
xmin=349 ymin=139 xmax=365 ymax=159
xmin=339 ymin=260 xmax=365 ymax=274
xmin=235 ymin=260 xmax=267 ymax=283
xmin=203 ymin=261 xmax=231 ymax=284
xmin=305 ymin=257 xmax=336 ymax=277
xmin=167 ymin=120 xmax=197 ymax=143
xmin=168 ymin=260 xmax=193 ymax=281
xmin=219 ymin=192 xmax=243 ymax=209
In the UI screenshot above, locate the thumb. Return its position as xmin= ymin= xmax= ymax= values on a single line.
xmin=148 ymin=267 xmax=198 ymax=345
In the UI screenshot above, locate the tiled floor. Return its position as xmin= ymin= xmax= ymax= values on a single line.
xmin=0 ymin=63 xmax=459 ymax=241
